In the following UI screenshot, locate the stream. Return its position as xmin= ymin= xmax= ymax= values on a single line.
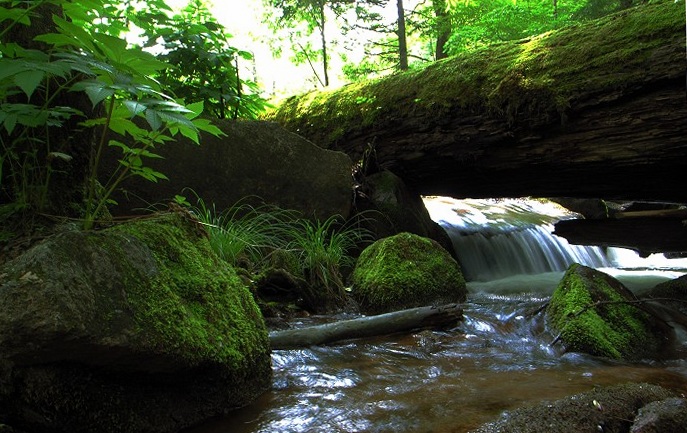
xmin=188 ymin=198 xmax=687 ymax=433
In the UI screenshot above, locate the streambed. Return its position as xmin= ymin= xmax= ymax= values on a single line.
xmin=188 ymin=275 xmax=687 ymax=433
xmin=187 ymin=198 xmax=687 ymax=433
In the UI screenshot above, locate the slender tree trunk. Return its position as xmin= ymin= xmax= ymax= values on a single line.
xmin=433 ymin=0 xmax=450 ymax=60
xmin=318 ymin=3 xmax=330 ymax=86
xmin=397 ymin=0 xmax=408 ymax=70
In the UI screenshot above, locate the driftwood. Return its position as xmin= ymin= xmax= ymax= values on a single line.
xmin=269 ymin=303 xmax=463 ymax=350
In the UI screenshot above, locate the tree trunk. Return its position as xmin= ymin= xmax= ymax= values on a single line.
xmin=269 ymin=303 xmax=463 ymax=350
xmin=397 ymin=0 xmax=408 ymax=70
xmin=433 ymin=0 xmax=450 ymax=60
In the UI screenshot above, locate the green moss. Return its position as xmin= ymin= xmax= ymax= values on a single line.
xmin=546 ymin=263 xmax=657 ymax=359
xmin=267 ymin=0 xmax=683 ymax=146
xmin=96 ymin=213 xmax=269 ymax=370
xmin=352 ymin=232 xmax=466 ymax=313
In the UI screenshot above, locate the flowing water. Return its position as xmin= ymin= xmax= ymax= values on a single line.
xmin=188 ymin=197 xmax=687 ymax=433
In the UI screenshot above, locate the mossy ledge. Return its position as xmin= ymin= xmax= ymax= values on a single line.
xmin=545 ymin=263 xmax=667 ymax=360
xmin=267 ymin=0 xmax=683 ymax=148
xmin=351 ymin=232 xmax=466 ymax=314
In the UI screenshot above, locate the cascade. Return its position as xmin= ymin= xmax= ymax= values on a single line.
xmin=423 ymin=197 xmax=687 ymax=285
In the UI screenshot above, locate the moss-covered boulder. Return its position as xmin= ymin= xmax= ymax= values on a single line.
xmin=546 ymin=263 xmax=669 ymax=360
xmin=351 ymin=232 xmax=466 ymax=314
xmin=0 ymin=212 xmax=271 ymax=433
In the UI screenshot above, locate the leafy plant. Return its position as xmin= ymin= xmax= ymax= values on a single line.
xmin=156 ymin=0 xmax=269 ymax=119
xmin=0 ymin=0 xmax=225 ymax=230
xmin=185 ymin=191 xmax=298 ymax=268
xmin=184 ymin=190 xmax=373 ymax=311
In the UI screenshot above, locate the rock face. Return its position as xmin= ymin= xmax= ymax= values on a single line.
xmin=355 ymin=170 xmax=455 ymax=256
xmin=351 ymin=232 xmax=466 ymax=314
xmin=546 ymin=264 xmax=669 ymax=360
xmin=0 ymin=212 xmax=272 ymax=433
xmin=471 ymin=383 xmax=679 ymax=433
xmin=105 ymin=120 xmax=354 ymax=221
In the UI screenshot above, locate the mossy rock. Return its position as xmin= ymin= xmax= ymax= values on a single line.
xmin=351 ymin=232 xmax=466 ymax=314
xmin=546 ymin=263 xmax=668 ymax=360
xmin=0 ymin=212 xmax=271 ymax=433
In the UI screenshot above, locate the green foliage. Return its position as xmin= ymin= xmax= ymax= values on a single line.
xmin=185 ymin=191 xmax=373 ymax=310
xmin=156 ymin=0 xmax=269 ymax=119
xmin=185 ymin=191 xmax=299 ymax=268
xmin=0 ymin=0 xmax=225 ymax=231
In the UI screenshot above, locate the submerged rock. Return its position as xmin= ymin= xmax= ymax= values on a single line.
xmin=546 ymin=263 xmax=670 ymax=360
xmin=471 ymin=382 xmax=679 ymax=433
xmin=351 ymin=232 xmax=466 ymax=314
xmin=0 ymin=212 xmax=271 ymax=433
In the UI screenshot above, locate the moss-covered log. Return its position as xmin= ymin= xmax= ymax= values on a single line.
xmin=268 ymin=0 xmax=687 ymax=203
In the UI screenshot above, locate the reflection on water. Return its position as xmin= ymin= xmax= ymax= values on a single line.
xmin=186 ymin=198 xmax=687 ymax=433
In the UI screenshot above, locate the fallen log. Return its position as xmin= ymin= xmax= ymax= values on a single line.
xmin=269 ymin=303 xmax=463 ymax=350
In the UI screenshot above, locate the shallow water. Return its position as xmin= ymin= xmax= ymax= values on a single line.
xmin=187 ymin=274 xmax=687 ymax=433
xmin=188 ymin=198 xmax=687 ymax=432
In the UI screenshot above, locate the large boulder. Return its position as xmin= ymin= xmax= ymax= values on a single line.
xmin=105 ymin=119 xmax=354 ymax=221
xmin=471 ymin=383 xmax=679 ymax=433
xmin=0 ymin=212 xmax=271 ymax=433
xmin=546 ymin=264 xmax=670 ymax=360
xmin=351 ymin=232 xmax=466 ymax=314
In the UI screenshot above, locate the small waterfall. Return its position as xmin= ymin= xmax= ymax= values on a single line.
xmin=423 ymin=197 xmax=663 ymax=282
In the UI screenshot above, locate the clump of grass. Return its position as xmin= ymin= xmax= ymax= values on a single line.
xmin=185 ymin=191 xmax=296 ymax=269
xmin=286 ymin=214 xmax=373 ymax=311
xmin=183 ymin=190 xmax=373 ymax=312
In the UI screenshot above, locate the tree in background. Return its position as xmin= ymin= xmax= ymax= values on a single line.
xmin=264 ymin=0 xmax=352 ymax=87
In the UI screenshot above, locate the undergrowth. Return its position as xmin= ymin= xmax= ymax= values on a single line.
xmin=183 ymin=190 xmax=373 ymax=310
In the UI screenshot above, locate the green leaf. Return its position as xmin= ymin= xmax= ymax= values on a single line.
xmin=108 ymin=140 xmax=131 ymax=152
xmin=0 ymin=6 xmax=31 ymax=26
xmin=123 ymin=100 xmax=146 ymax=117
xmin=2 ymin=112 xmax=17 ymax=134
xmin=184 ymin=101 xmax=204 ymax=120
xmin=145 ymin=109 xmax=163 ymax=131
xmin=178 ymin=124 xmax=199 ymax=144
xmin=71 ymin=80 xmax=115 ymax=107
xmin=13 ymin=70 xmax=44 ymax=99
xmin=192 ymin=118 xmax=225 ymax=138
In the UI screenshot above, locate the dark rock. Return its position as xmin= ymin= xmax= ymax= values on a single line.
xmin=104 ymin=120 xmax=354 ymax=221
xmin=355 ymin=170 xmax=455 ymax=256
xmin=0 ymin=212 xmax=271 ymax=433
xmin=471 ymin=383 xmax=679 ymax=433
xmin=630 ymin=397 xmax=687 ymax=433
